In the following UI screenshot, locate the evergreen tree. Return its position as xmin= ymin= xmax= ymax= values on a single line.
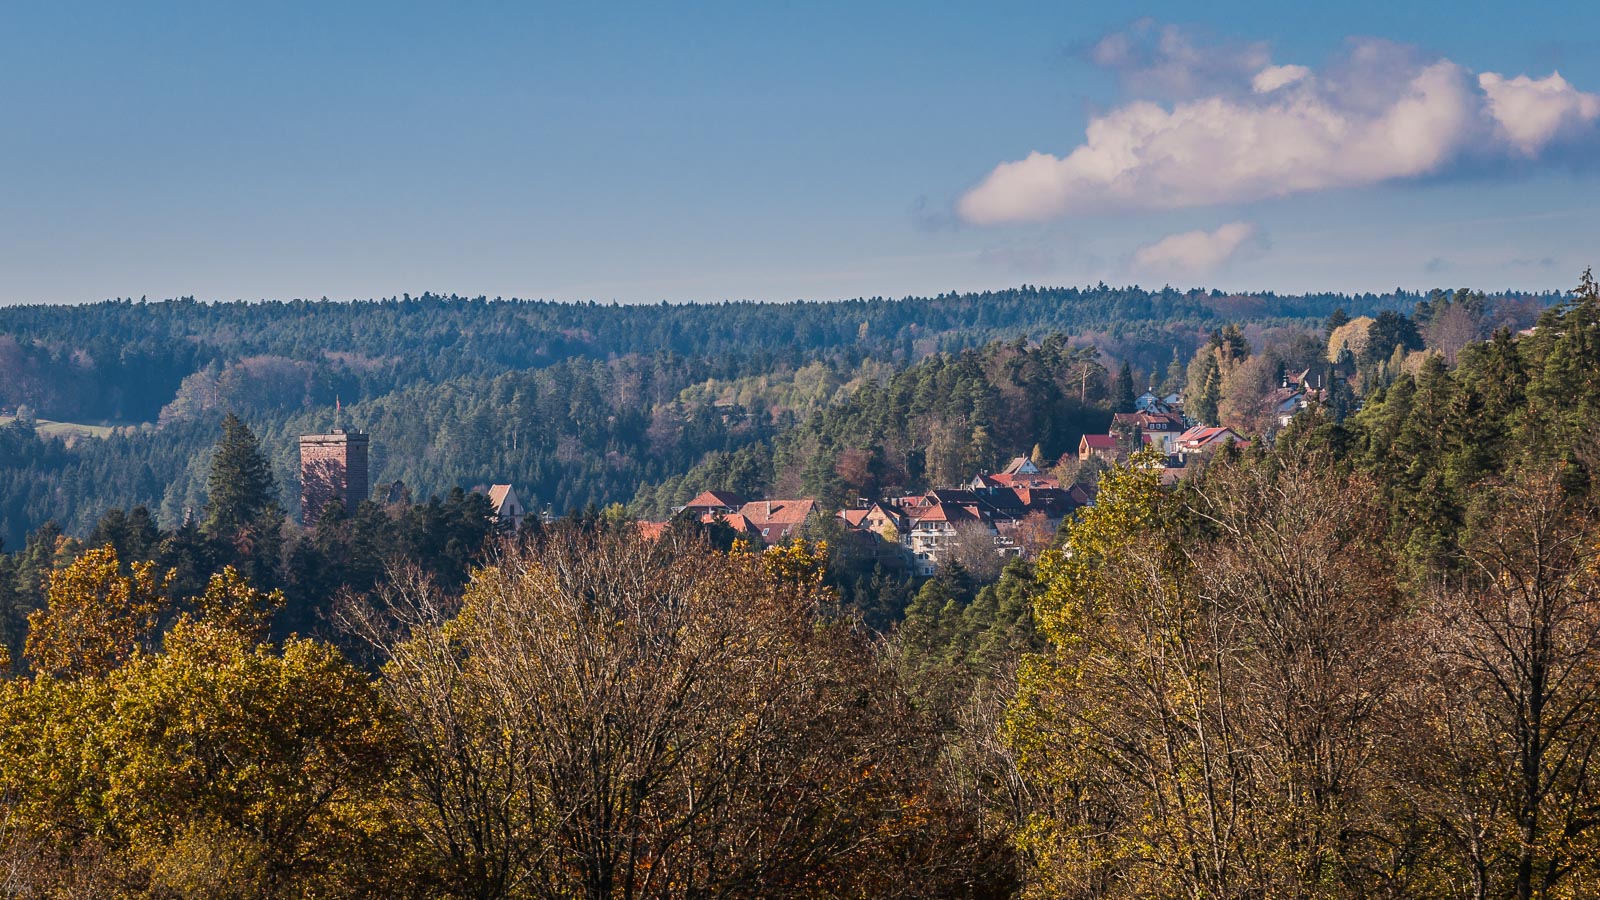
xmin=202 ymin=414 xmax=284 ymax=589
xmin=87 ymin=506 xmax=163 ymax=566
xmin=1116 ymin=360 xmax=1137 ymax=413
xmin=203 ymin=414 xmax=283 ymax=541
xmin=1193 ymin=357 xmax=1223 ymax=425
xmin=1325 ymin=306 xmax=1350 ymax=337
xmin=1161 ymin=349 xmax=1185 ymax=396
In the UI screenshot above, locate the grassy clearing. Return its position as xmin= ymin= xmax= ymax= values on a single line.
xmin=1 ymin=416 xmax=119 ymax=438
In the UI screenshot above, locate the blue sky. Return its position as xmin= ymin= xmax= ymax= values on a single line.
xmin=1 ymin=1 xmax=1596 ymax=304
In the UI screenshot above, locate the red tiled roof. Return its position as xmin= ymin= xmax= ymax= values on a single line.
xmin=1081 ymin=434 xmax=1118 ymax=450
xmin=685 ymin=490 xmax=747 ymax=509
xmin=739 ymin=499 xmax=816 ymax=526
xmin=1178 ymin=425 xmax=1251 ymax=450
xmin=906 ymin=501 xmax=979 ymax=524
xmin=702 ymin=511 xmax=761 ymax=535
xmin=738 ymin=499 xmax=818 ymax=544
xmin=839 ymin=509 xmax=871 ymax=527
xmin=487 ymin=484 xmax=515 ymax=510
xmin=636 ymin=521 xmax=669 ymax=541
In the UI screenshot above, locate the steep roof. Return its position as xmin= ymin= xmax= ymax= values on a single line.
xmin=1081 ymin=434 xmax=1118 ymax=451
xmin=1178 ymin=425 xmax=1247 ymax=447
xmin=1001 ymin=456 xmax=1040 ymax=475
xmin=738 ymin=499 xmax=818 ymax=544
xmin=685 ymin=490 xmax=747 ymax=509
xmin=487 ymin=484 xmax=519 ymax=514
xmin=905 ymin=501 xmax=980 ymax=524
xmin=838 ymin=503 xmax=904 ymax=530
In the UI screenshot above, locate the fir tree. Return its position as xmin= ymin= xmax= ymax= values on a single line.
xmin=203 ymin=414 xmax=283 ymax=541
xmin=1116 ymin=360 xmax=1137 ymax=413
xmin=1325 ymin=306 xmax=1351 ymax=337
xmin=202 ymin=414 xmax=284 ymax=589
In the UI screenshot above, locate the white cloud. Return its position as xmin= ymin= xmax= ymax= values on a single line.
xmin=1088 ymin=19 xmax=1271 ymax=100
xmin=958 ymin=30 xmax=1600 ymax=225
xmin=1133 ymin=222 xmax=1263 ymax=275
xmin=1252 ymin=64 xmax=1310 ymax=93
xmin=1479 ymin=71 xmax=1600 ymax=154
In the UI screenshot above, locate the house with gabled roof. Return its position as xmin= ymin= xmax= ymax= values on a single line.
xmin=899 ymin=498 xmax=985 ymax=576
xmin=1112 ymin=410 xmax=1188 ymax=454
xmin=1176 ymin=425 xmax=1248 ymax=453
xmin=737 ymin=498 xmax=817 ymax=546
xmin=838 ymin=502 xmax=911 ymax=568
xmin=1135 ymin=390 xmax=1167 ymax=413
xmin=487 ymin=484 xmax=526 ymax=533
xmin=1263 ymin=386 xmax=1309 ymax=428
xmin=680 ymin=490 xmax=747 ymax=516
xmin=1079 ymin=433 xmax=1119 ymax=462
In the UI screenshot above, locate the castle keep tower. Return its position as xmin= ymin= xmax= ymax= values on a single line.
xmin=299 ymin=430 xmax=369 ymax=525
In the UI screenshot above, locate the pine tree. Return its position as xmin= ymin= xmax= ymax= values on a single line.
xmin=1192 ymin=356 xmax=1223 ymax=425
xmin=203 ymin=414 xmax=284 ymax=589
xmin=1325 ymin=306 xmax=1350 ymax=337
xmin=1116 ymin=360 xmax=1137 ymax=413
xmin=203 ymin=414 xmax=282 ymax=541
xmin=1162 ymin=348 xmax=1185 ymax=396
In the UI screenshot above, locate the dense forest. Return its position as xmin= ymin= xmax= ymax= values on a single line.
xmin=0 ymin=276 xmax=1594 ymax=897
xmin=0 ymin=283 xmax=1554 ymax=548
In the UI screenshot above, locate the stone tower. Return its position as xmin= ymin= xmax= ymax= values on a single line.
xmin=299 ymin=429 xmax=369 ymax=525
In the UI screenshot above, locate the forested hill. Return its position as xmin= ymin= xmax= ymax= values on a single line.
xmin=0 ymin=285 xmax=1552 ymax=423
xmin=0 ymin=283 xmax=1560 ymax=548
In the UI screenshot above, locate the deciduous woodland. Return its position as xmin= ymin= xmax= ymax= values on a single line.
xmin=1 ymin=275 xmax=1599 ymax=897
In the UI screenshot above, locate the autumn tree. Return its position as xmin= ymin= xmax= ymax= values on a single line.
xmin=353 ymin=528 xmax=1011 ymax=899
xmin=0 ymin=548 xmax=410 ymax=898
xmin=24 ymin=546 xmax=171 ymax=679
xmin=1418 ymin=471 xmax=1600 ymax=899
xmin=1008 ymin=452 xmax=1416 ymax=898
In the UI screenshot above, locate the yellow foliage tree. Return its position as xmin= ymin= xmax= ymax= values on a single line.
xmin=24 ymin=546 xmax=172 ymax=679
xmin=0 ymin=549 xmax=413 ymax=897
xmin=1326 ymin=315 xmax=1374 ymax=362
xmin=1009 ymin=453 xmax=1413 ymax=898
xmin=191 ymin=565 xmax=284 ymax=641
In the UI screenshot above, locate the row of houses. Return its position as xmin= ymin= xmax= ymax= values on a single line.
xmin=885 ymin=457 xmax=1093 ymax=575
xmin=1078 ymin=407 xmax=1248 ymax=487
xmin=642 ymin=456 xmax=1093 ymax=578
xmin=485 ymin=390 xmax=1273 ymax=579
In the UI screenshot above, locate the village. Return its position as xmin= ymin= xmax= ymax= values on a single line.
xmin=292 ymin=365 xmax=1330 ymax=583
xmin=607 ymin=383 xmax=1285 ymax=578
